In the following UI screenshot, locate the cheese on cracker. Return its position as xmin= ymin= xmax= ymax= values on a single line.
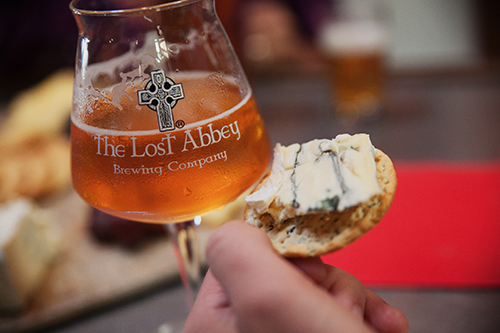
xmin=246 ymin=134 xmax=382 ymax=223
xmin=245 ymin=134 xmax=397 ymax=257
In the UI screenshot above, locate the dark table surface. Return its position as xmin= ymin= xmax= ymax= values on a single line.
xmin=50 ymin=68 xmax=500 ymax=333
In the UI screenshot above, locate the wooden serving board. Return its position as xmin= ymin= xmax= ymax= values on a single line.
xmin=0 ymin=190 xmax=211 ymax=333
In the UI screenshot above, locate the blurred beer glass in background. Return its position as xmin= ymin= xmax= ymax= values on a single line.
xmin=319 ymin=0 xmax=390 ymax=125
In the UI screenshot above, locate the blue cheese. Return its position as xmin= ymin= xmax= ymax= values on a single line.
xmin=245 ymin=134 xmax=382 ymax=223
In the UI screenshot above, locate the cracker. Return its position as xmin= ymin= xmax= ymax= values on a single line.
xmin=244 ymin=150 xmax=397 ymax=257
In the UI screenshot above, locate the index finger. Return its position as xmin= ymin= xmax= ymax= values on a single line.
xmin=291 ymin=257 xmax=366 ymax=318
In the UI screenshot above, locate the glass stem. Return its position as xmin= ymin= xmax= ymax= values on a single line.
xmin=164 ymin=221 xmax=201 ymax=310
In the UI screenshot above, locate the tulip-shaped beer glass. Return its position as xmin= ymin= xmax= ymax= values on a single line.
xmin=70 ymin=0 xmax=271 ymax=308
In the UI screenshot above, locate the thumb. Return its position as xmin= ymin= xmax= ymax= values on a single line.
xmin=206 ymin=221 xmax=374 ymax=333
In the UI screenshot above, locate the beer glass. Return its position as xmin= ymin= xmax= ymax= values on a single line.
xmin=69 ymin=0 xmax=271 ymax=312
xmin=319 ymin=0 xmax=390 ymax=124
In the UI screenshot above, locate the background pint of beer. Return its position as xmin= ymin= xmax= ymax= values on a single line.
xmin=319 ymin=0 xmax=390 ymax=123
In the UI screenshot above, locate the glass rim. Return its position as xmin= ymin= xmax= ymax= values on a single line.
xmin=70 ymin=0 xmax=202 ymax=17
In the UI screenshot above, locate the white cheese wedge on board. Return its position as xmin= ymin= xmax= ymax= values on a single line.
xmin=0 ymin=199 xmax=60 ymax=313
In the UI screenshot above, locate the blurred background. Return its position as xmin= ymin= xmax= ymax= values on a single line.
xmin=1 ymin=0 xmax=499 ymax=101
xmin=1 ymin=0 xmax=500 ymax=332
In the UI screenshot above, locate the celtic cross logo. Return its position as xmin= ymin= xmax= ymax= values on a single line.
xmin=138 ymin=69 xmax=184 ymax=132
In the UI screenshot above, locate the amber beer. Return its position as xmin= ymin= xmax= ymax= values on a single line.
xmin=320 ymin=22 xmax=388 ymax=122
xmin=71 ymin=76 xmax=271 ymax=223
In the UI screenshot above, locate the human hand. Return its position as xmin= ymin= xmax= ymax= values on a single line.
xmin=184 ymin=221 xmax=409 ymax=333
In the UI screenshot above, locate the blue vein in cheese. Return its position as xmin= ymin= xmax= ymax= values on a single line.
xmin=246 ymin=134 xmax=382 ymax=223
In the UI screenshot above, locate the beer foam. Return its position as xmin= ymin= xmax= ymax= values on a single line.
xmin=74 ymin=28 xmax=247 ymax=113
xmin=73 ymin=28 xmax=253 ymax=137
xmin=71 ymin=85 xmax=252 ymax=137
xmin=319 ymin=21 xmax=389 ymax=55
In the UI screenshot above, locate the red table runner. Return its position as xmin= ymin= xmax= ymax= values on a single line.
xmin=322 ymin=160 xmax=500 ymax=288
